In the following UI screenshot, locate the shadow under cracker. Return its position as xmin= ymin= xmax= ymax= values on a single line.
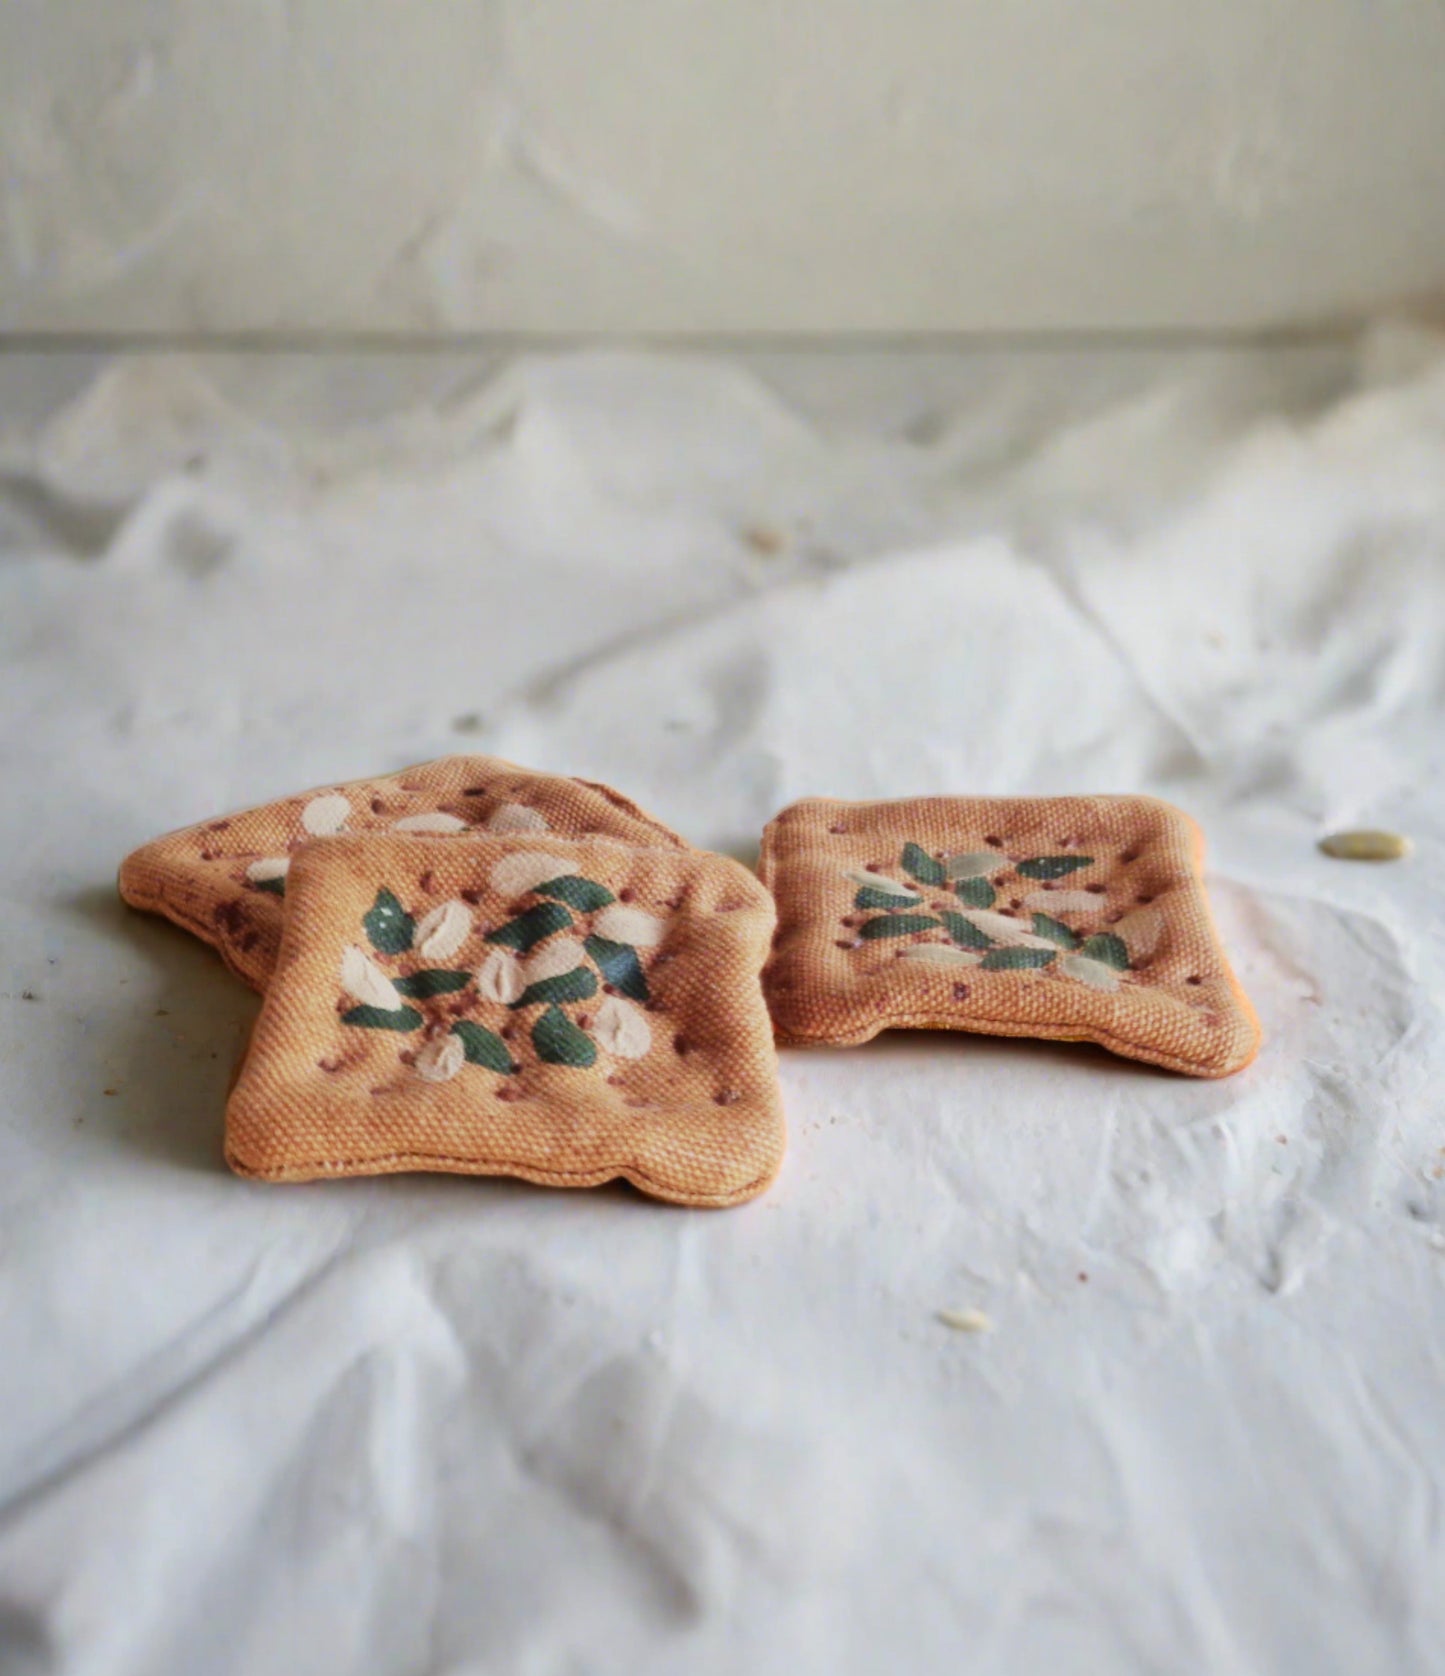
xmin=56 ymin=885 xmax=261 ymax=1175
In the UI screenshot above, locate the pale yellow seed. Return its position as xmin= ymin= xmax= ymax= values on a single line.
xmin=1319 ymin=830 xmax=1411 ymax=862
xmin=937 ymin=1308 xmax=994 ymax=1333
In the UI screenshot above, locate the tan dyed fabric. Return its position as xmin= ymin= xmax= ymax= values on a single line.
xmin=118 ymin=756 xmax=685 ymax=992
xmin=759 ymin=795 xmax=1260 ymax=1078
xmin=225 ymin=834 xmax=784 ymax=1207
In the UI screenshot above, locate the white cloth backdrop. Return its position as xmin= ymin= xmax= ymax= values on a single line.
xmin=0 ymin=330 xmax=1442 ymax=1674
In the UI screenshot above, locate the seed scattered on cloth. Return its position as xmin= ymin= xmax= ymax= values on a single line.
xmin=1319 ymin=830 xmax=1411 ymax=862
xmin=937 ymin=1307 xmax=994 ymax=1333
xmin=743 ymin=524 xmax=786 ymax=556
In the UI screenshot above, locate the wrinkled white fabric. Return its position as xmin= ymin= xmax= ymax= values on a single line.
xmin=1 ymin=331 xmax=1443 ymax=1675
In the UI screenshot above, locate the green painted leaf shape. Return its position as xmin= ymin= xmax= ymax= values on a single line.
xmin=1030 ymin=913 xmax=1081 ymax=950
xmin=485 ymin=901 xmax=573 ymax=951
xmin=855 ymin=884 xmax=922 ymax=912
xmin=979 ymin=946 xmax=1058 ymax=970
xmin=532 ymin=1004 xmax=597 ymax=1067
xmin=252 ymin=875 xmax=285 ymax=897
xmin=514 ymin=965 xmax=598 ymax=1009
xmin=1079 ymin=932 xmax=1129 ymax=971
xmin=1016 ymin=855 xmax=1094 ymax=881
xmin=364 ymin=888 xmax=415 ymax=954
xmin=392 ymin=968 xmax=473 ymax=999
xmin=901 ymin=843 xmax=947 ymax=887
xmin=451 ymin=1019 xmax=515 ymax=1073
xmin=341 ymin=1003 xmax=424 ymax=1031
xmin=953 ymin=876 xmax=997 ymax=909
xmin=858 ymin=914 xmax=941 ymax=939
xmin=938 ymin=911 xmax=994 ymax=950
xmin=584 ymin=935 xmax=649 ymax=1002
xmin=533 ymin=875 xmax=615 ymax=912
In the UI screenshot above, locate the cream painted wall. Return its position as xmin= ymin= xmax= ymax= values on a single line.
xmin=2 ymin=1 xmax=1444 ymax=335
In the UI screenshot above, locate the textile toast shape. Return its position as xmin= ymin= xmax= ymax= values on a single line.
xmin=225 ymin=834 xmax=785 ymax=1206
xmin=758 ymin=794 xmax=1260 ymax=1078
xmin=118 ymin=756 xmax=685 ymax=991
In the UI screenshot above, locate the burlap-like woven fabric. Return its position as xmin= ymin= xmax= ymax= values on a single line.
xmin=759 ymin=794 xmax=1260 ymax=1078
xmin=225 ymin=834 xmax=784 ymax=1206
xmin=118 ymin=756 xmax=685 ymax=992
